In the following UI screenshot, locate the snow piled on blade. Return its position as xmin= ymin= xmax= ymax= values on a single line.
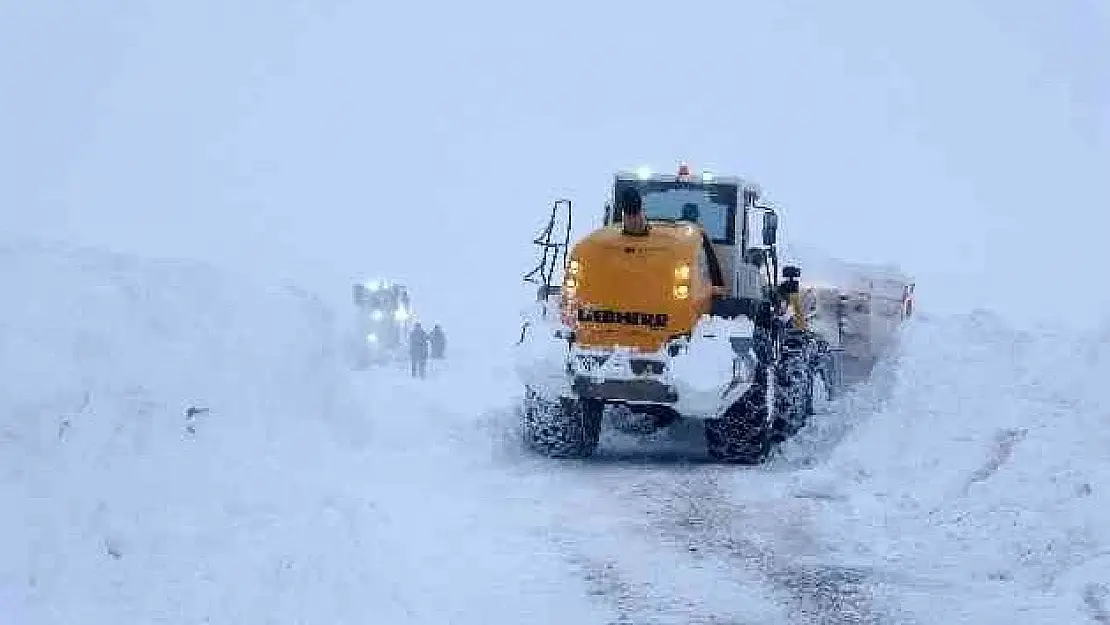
xmin=793 ymin=311 xmax=1110 ymax=623
xmin=781 ymin=241 xmax=913 ymax=295
xmin=669 ymin=315 xmax=754 ymax=394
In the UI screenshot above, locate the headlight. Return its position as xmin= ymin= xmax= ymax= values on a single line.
xmin=674 ymin=264 xmax=690 ymax=281
xmin=371 ymin=309 xmax=384 ymax=321
xmin=673 ymin=284 xmax=689 ymax=299
xmin=569 ymin=259 xmax=581 ymax=275
xmin=366 ymin=333 xmax=378 ymax=343
xmin=394 ymin=307 xmax=410 ymax=321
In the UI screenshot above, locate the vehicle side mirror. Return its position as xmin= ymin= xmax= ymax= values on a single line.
xmin=762 ymin=211 xmax=778 ymax=246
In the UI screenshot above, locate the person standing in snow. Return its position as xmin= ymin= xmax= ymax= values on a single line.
xmin=618 ymin=187 xmax=650 ymax=236
xmin=775 ymin=272 xmax=808 ymax=332
xmin=409 ymin=322 xmax=429 ymax=378
xmin=429 ymin=324 xmax=446 ymax=360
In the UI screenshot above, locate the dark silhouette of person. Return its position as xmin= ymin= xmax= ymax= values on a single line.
xmin=429 ymin=324 xmax=446 ymax=359
xmin=618 ymin=187 xmax=649 ymax=236
xmin=409 ymin=322 xmax=429 ymax=378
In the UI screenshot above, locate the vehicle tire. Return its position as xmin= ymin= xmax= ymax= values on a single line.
xmin=705 ymin=387 xmax=771 ymax=464
xmin=521 ymin=388 xmax=603 ymax=458
xmin=774 ymin=352 xmax=813 ymax=436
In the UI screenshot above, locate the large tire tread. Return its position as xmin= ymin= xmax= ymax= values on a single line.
xmin=522 ymin=389 xmax=603 ymax=458
xmin=705 ymin=345 xmax=818 ymax=463
xmin=705 ymin=394 xmax=770 ymax=465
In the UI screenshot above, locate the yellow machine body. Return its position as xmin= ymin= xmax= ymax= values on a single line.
xmin=561 ymin=221 xmax=717 ymax=353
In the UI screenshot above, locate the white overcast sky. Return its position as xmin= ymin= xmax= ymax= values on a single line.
xmin=2 ymin=0 xmax=1106 ymax=333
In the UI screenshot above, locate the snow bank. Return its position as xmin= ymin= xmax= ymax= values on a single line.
xmin=0 ymin=238 xmax=396 ymax=624
xmin=793 ymin=311 xmax=1110 ymax=623
xmin=0 ymin=238 xmax=611 ymax=624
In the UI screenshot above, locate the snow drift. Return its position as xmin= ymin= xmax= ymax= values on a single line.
xmin=0 ymin=238 xmax=612 ymax=624
xmin=0 ymin=238 xmax=379 ymax=622
xmin=787 ymin=311 xmax=1110 ymax=623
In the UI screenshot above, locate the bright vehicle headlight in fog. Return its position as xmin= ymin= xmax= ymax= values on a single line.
xmin=371 ymin=309 xmax=384 ymax=321
xmin=366 ymin=333 xmax=378 ymax=343
xmin=394 ymin=307 xmax=410 ymax=321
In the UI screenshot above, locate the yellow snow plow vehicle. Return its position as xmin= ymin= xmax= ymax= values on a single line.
xmin=515 ymin=163 xmax=911 ymax=463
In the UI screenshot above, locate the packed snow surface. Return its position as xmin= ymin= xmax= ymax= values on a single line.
xmin=4 ymin=238 xmax=1109 ymax=623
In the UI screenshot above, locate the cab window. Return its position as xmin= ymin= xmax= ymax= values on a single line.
xmin=611 ymin=179 xmax=738 ymax=245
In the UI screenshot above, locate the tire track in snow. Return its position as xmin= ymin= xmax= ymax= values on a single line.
xmin=622 ymin=470 xmax=899 ymax=624
xmin=471 ymin=409 xmax=781 ymax=623
xmin=548 ymin=524 xmax=773 ymax=625
xmin=481 ymin=405 xmax=915 ymax=623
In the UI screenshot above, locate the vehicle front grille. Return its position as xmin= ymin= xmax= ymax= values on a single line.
xmin=630 ymin=359 xmax=665 ymax=375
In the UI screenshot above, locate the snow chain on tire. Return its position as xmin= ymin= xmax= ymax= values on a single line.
xmin=704 ymin=380 xmax=772 ymax=465
xmin=522 ymin=388 xmax=603 ymax=458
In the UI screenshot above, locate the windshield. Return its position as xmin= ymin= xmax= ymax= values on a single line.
xmin=612 ymin=179 xmax=738 ymax=244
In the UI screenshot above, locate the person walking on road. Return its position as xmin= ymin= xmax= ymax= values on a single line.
xmin=409 ymin=322 xmax=429 ymax=378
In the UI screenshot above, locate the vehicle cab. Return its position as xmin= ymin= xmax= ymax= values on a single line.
xmin=602 ymin=163 xmax=771 ymax=307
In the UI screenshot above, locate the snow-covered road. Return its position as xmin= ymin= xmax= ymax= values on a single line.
xmin=4 ymin=238 xmax=1109 ymax=624
xmin=352 ymin=348 xmax=911 ymax=624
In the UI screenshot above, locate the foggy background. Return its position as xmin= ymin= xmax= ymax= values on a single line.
xmin=3 ymin=0 xmax=1106 ymax=343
